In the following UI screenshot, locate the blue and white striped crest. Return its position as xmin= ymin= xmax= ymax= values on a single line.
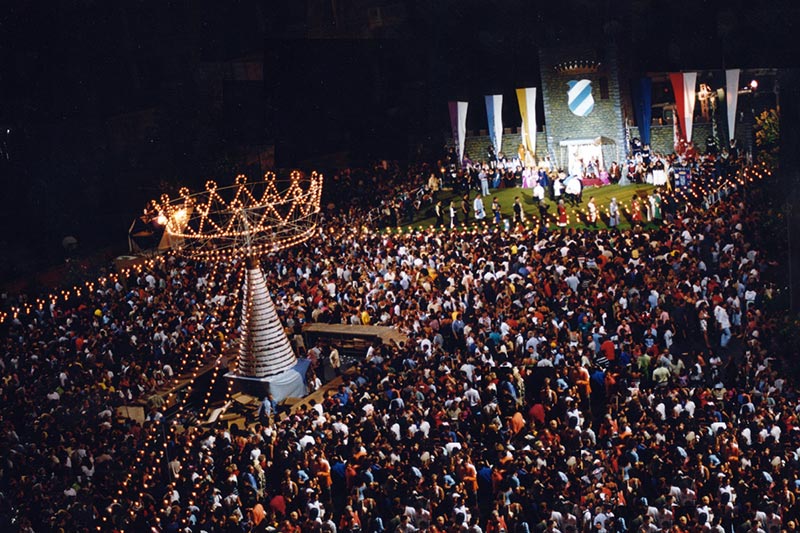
xmin=567 ymin=79 xmax=595 ymax=117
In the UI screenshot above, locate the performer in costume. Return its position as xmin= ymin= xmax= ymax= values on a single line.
xmin=609 ymin=161 xmax=621 ymax=183
xmin=652 ymin=156 xmax=667 ymax=186
xmin=473 ymin=194 xmax=486 ymax=220
xmin=587 ymin=197 xmax=598 ymax=227
xmin=521 ymin=167 xmax=535 ymax=189
xmin=553 ymin=174 xmax=564 ymax=202
xmin=631 ymin=194 xmax=643 ymax=224
xmin=513 ymin=196 xmax=525 ymax=224
xmin=608 ymin=197 xmax=619 ymax=228
xmin=492 ymin=197 xmax=502 ymax=225
xmin=533 ymin=182 xmax=545 ymax=203
xmin=652 ymin=191 xmax=662 ymax=223
xmin=557 ymin=200 xmax=568 ymax=227
xmin=479 ymin=168 xmax=490 ymax=196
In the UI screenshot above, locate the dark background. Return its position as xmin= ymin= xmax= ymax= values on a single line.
xmin=0 ymin=0 xmax=797 ymax=282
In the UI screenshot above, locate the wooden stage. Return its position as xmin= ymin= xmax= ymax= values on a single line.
xmin=302 ymin=323 xmax=408 ymax=357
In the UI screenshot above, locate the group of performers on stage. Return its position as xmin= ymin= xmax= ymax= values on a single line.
xmin=449 ymin=146 xmax=672 ymax=196
xmin=409 ymin=138 xmax=744 ymax=231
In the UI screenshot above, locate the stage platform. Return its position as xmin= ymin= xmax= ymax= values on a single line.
xmin=581 ymin=177 xmax=608 ymax=187
xmin=302 ymin=323 xmax=408 ymax=358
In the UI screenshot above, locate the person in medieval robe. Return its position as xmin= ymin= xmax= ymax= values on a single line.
xmin=513 ymin=196 xmax=525 ymax=224
xmin=553 ymin=174 xmax=564 ymax=202
xmin=608 ymin=197 xmax=620 ymax=228
xmin=652 ymin=191 xmax=663 ymax=223
xmin=492 ymin=197 xmax=502 ymax=225
xmin=609 ymin=161 xmax=621 ymax=183
xmin=522 ymin=166 xmax=535 ymax=189
xmin=587 ymin=197 xmax=598 ymax=227
xmin=557 ymin=200 xmax=568 ymax=228
xmin=533 ymin=182 xmax=545 ymax=203
xmin=631 ymin=194 xmax=643 ymax=224
xmin=652 ymin=156 xmax=667 ymax=186
xmin=473 ymin=194 xmax=486 ymax=221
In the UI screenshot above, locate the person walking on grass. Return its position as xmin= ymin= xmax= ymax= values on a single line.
xmin=492 ymin=197 xmax=502 ymax=225
xmin=474 ymin=193 xmax=486 ymax=220
xmin=513 ymin=196 xmax=525 ymax=224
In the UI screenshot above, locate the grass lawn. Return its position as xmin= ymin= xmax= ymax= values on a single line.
xmin=402 ymin=183 xmax=658 ymax=231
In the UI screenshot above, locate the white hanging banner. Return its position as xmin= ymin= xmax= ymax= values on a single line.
xmin=448 ymin=101 xmax=469 ymax=166
xmin=484 ymin=95 xmax=503 ymax=155
xmin=516 ymin=87 xmax=537 ymax=157
xmin=682 ymin=72 xmax=698 ymax=143
xmin=456 ymin=101 xmax=468 ymax=165
xmin=725 ymin=69 xmax=740 ymax=143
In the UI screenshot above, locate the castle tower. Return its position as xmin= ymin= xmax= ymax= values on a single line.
xmin=539 ymin=45 xmax=628 ymax=174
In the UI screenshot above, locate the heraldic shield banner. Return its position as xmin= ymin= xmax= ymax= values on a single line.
xmin=567 ymin=79 xmax=594 ymax=117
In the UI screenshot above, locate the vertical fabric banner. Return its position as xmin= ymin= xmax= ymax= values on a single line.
xmin=669 ymin=72 xmax=698 ymax=143
xmin=633 ymin=78 xmax=653 ymax=147
xmin=669 ymin=73 xmax=686 ymax=140
xmin=448 ymin=101 xmax=469 ymax=166
xmin=456 ymin=101 xmax=468 ymax=165
xmin=448 ymin=101 xmax=459 ymax=157
xmin=515 ymin=88 xmax=537 ymax=157
xmin=484 ymin=94 xmax=503 ymax=154
xmin=682 ymin=72 xmax=698 ymax=143
xmin=725 ymin=69 xmax=740 ymax=143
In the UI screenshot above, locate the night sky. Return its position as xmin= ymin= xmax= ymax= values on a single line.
xmin=0 ymin=0 xmax=796 ymax=282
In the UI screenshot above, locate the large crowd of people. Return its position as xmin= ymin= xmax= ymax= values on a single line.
xmin=0 ymin=150 xmax=795 ymax=533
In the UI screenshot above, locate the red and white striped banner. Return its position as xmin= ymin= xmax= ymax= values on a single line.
xmin=669 ymin=72 xmax=698 ymax=143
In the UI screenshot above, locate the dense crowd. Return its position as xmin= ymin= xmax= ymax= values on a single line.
xmin=0 ymin=154 xmax=795 ymax=533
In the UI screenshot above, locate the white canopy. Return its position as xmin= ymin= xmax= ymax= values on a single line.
xmin=559 ymin=136 xmax=615 ymax=147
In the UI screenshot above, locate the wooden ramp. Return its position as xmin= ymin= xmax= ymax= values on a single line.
xmin=119 ymin=353 xmax=233 ymax=420
xmin=118 ymin=324 xmax=404 ymax=429
xmin=210 ymin=372 xmax=350 ymax=430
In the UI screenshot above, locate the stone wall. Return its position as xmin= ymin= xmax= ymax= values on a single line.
xmin=446 ymin=131 xmax=549 ymax=165
xmin=446 ymin=120 xmax=755 ymax=169
xmin=632 ymin=121 xmax=754 ymax=156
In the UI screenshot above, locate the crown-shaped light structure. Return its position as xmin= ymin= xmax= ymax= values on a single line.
xmin=150 ymin=171 xmax=323 ymax=387
xmin=554 ymin=60 xmax=601 ymax=75
xmin=153 ymin=171 xmax=323 ymax=260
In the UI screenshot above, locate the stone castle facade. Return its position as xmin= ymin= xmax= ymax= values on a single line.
xmin=446 ymin=45 xmax=755 ymax=170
